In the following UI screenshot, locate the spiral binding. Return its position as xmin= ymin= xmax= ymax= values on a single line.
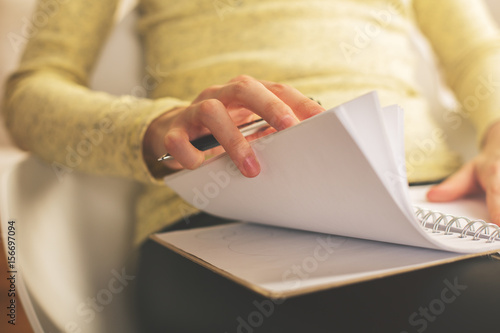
xmin=413 ymin=206 xmax=500 ymax=243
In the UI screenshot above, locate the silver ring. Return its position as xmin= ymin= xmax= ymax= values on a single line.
xmin=431 ymin=214 xmax=454 ymax=233
xmin=420 ymin=210 xmax=439 ymax=227
xmin=472 ymin=223 xmax=490 ymax=241
xmin=444 ymin=216 xmax=467 ymax=235
xmin=414 ymin=206 xmax=424 ymax=218
xmin=487 ymin=227 xmax=500 ymax=243
xmin=460 ymin=220 xmax=484 ymax=239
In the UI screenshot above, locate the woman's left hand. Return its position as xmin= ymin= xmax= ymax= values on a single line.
xmin=427 ymin=121 xmax=500 ymax=225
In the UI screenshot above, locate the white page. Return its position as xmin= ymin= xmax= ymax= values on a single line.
xmin=409 ymin=185 xmax=500 ymax=253
xmin=381 ymin=105 xmax=407 ymax=184
xmin=165 ymin=94 xmax=437 ymax=249
xmin=381 ymin=105 xmax=413 ymax=208
xmin=410 ymin=185 xmax=489 ymax=221
xmin=164 ymin=93 xmax=500 ymax=254
xmin=153 ymin=222 xmax=473 ymax=298
xmin=335 ymin=96 xmax=411 ymax=218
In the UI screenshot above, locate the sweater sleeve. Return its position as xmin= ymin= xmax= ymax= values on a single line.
xmin=413 ymin=0 xmax=500 ymax=146
xmin=2 ymin=0 xmax=188 ymax=183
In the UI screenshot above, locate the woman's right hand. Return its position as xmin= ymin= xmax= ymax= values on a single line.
xmin=143 ymin=75 xmax=324 ymax=178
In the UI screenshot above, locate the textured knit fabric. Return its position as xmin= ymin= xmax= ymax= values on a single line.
xmin=4 ymin=0 xmax=500 ymax=246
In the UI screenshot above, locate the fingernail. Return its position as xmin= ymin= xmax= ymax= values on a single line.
xmin=277 ymin=115 xmax=299 ymax=131
xmin=243 ymin=156 xmax=260 ymax=177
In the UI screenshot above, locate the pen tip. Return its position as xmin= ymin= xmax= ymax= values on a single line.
xmin=158 ymin=155 xmax=174 ymax=162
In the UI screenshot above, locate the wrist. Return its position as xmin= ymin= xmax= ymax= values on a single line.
xmin=482 ymin=120 xmax=500 ymax=151
xmin=143 ymin=106 xmax=185 ymax=171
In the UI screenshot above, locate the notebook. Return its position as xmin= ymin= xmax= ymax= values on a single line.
xmin=154 ymin=92 xmax=500 ymax=298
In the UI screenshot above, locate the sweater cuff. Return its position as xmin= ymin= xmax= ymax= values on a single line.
xmin=122 ymin=96 xmax=190 ymax=184
xmin=472 ymin=109 xmax=500 ymax=148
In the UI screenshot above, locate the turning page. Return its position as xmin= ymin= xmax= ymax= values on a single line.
xmin=164 ymin=92 xmax=500 ymax=254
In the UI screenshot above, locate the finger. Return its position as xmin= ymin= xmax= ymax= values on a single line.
xmin=192 ymin=85 xmax=224 ymax=104
xmin=190 ymin=99 xmax=260 ymax=178
xmin=426 ymin=162 xmax=480 ymax=202
xmin=202 ymin=145 xmax=226 ymax=160
xmin=485 ymin=180 xmax=500 ymax=226
xmin=219 ymin=75 xmax=300 ymax=131
xmin=163 ymin=127 xmax=205 ymax=170
xmin=227 ymin=108 xmax=257 ymax=124
xmin=244 ymin=125 xmax=277 ymax=142
xmin=259 ymin=79 xmax=325 ymax=120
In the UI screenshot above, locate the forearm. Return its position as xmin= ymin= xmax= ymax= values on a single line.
xmin=4 ymin=70 xmax=188 ymax=183
xmin=481 ymin=119 xmax=500 ymax=152
xmin=2 ymin=0 xmax=193 ymax=183
xmin=450 ymin=51 xmax=500 ymax=147
xmin=414 ymin=0 xmax=500 ymax=144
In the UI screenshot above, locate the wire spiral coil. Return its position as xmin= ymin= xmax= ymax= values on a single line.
xmin=414 ymin=207 xmax=500 ymax=243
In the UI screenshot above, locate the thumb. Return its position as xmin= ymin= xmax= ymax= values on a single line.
xmin=426 ymin=162 xmax=480 ymax=202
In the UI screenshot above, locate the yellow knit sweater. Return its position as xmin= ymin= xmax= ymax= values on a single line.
xmin=4 ymin=0 xmax=500 ymax=245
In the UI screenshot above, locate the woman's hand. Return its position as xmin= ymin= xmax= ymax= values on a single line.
xmin=427 ymin=121 xmax=500 ymax=225
xmin=143 ymin=75 xmax=324 ymax=178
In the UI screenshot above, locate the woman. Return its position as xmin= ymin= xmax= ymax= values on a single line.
xmin=4 ymin=0 xmax=500 ymax=328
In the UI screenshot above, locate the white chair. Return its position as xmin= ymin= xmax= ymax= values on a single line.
xmin=1 ymin=1 xmax=142 ymax=332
